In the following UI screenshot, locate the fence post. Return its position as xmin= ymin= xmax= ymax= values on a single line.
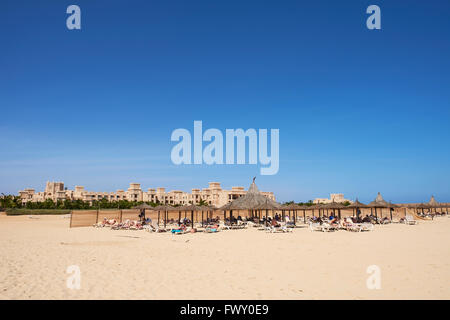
xmin=70 ymin=210 xmax=73 ymax=228
xmin=120 ymin=210 xmax=123 ymax=223
xmin=96 ymin=209 xmax=99 ymax=224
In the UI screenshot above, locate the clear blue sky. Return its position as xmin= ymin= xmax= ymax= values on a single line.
xmin=1 ymin=0 xmax=449 ymax=203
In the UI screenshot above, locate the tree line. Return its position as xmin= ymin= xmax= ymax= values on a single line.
xmin=0 ymin=194 xmax=211 ymax=210
xmin=1 ymin=194 xmax=350 ymax=210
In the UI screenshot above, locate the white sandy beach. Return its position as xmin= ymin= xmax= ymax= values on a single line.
xmin=0 ymin=213 xmax=449 ymax=300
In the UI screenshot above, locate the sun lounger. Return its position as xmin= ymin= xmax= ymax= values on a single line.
xmin=404 ymin=215 xmax=417 ymax=225
xmin=171 ymin=228 xmax=188 ymax=234
xmin=320 ymin=222 xmax=336 ymax=232
xmin=340 ymin=219 xmax=362 ymax=232
xmin=360 ymin=222 xmax=374 ymax=231
xmin=266 ymin=224 xmax=292 ymax=233
xmin=220 ymin=223 xmax=231 ymax=230
xmin=205 ymin=226 xmax=219 ymax=233
xmin=309 ymin=222 xmax=323 ymax=232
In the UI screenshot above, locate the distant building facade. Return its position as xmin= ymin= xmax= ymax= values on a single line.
xmin=18 ymin=181 xmax=276 ymax=207
xmin=313 ymin=193 xmax=352 ymax=204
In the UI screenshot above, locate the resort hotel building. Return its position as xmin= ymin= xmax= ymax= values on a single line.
xmin=313 ymin=193 xmax=352 ymax=204
xmin=18 ymin=181 xmax=276 ymax=208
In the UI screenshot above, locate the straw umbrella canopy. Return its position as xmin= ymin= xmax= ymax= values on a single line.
xmin=152 ymin=204 xmax=175 ymax=228
xmin=283 ymin=203 xmax=301 ymax=210
xmin=255 ymin=200 xmax=281 ymax=211
xmin=309 ymin=203 xmax=326 ymax=218
xmin=321 ymin=201 xmax=346 ymax=219
xmin=322 ymin=201 xmax=346 ymax=209
xmin=198 ymin=205 xmax=216 ymax=227
xmin=415 ymin=202 xmax=432 ymax=215
xmin=387 ymin=201 xmax=399 ymax=220
xmin=296 ymin=205 xmax=311 ymax=223
xmin=427 ymin=195 xmax=444 ymax=213
xmin=131 ymin=203 xmax=153 ymax=223
xmin=255 ymin=199 xmax=282 ymax=224
xmin=347 ymin=199 xmax=368 ymax=208
xmin=388 ymin=201 xmax=399 ymax=208
xmin=368 ymin=192 xmax=393 ymax=220
xmin=368 ymin=192 xmax=391 ymax=208
xmin=220 ymin=180 xmax=280 ymax=210
xmin=219 ymin=179 xmax=281 ymax=223
xmin=428 ymin=196 xmax=439 ymax=208
xmin=347 ymin=199 xmax=368 ymax=218
xmin=283 ymin=203 xmax=302 ymax=224
xmin=443 ymin=203 xmax=449 ymax=215
xmin=179 ymin=204 xmax=203 ymax=228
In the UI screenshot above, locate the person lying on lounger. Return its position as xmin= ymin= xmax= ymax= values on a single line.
xmin=271 ymin=219 xmax=281 ymax=228
xmin=381 ymin=217 xmax=391 ymax=224
xmin=171 ymin=224 xmax=187 ymax=234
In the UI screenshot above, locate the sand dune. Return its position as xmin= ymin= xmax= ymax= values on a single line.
xmin=0 ymin=214 xmax=449 ymax=299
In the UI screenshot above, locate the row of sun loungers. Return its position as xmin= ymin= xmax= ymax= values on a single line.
xmin=93 ymin=213 xmax=423 ymax=234
xmin=308 ymin=215 xmax=421 ymax=232
xmin=93 ymin=219 xmax=145 ymax=230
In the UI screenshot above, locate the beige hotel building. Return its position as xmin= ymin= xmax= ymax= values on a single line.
xmin=19 ymin=181 xmax=276 ymax=208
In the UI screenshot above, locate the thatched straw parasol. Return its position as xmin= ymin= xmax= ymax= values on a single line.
xmin=198 ymin=205 xmax=216 ymax=227
xmin=322 ymin=201 xmax=346 ymax=209
xmin=347 ymin=199 xmax=367 ymax=217
xmin=321 ymin=201 xmax=346 ymax=219
xmin=297 ymin=205 xmax=313 ymax=223
xmin=347 ymin=199 xmax=368 ymax=208
xmin=178 ymin=204 xmax=203 ymax=228
xmin=219 ymin=179 xmax=281 ymax=222
xmin=427 ymin=195 xmax=445 ymax=213
xmin=368 ymin=192 xmax=394 ymax=220
xmin=254 ymin=198 xmax=281 ymax=223
xmin=283 ymin=203 xmax=301 ymax=210
xmin=414 ymin=202 xmax=431 ymax=215
xmin=152 ymin=204 xmax=175 ymax=228
xmin=283 ymin=203 xmax=302 ymax=224
xmin=308 ymin=203 xmax=327 ymax=218
xmin=368 ymin=192 xmax=391 ymax=207
xmin=443 ymin=203 xmax=450 ymax=215
xmin=132 ymin=203 xmax=154 ymax=223
xmin=428 ymin=196 xmax=439 ymax=208
xmin=219 ymin=180 xmax=280 ymax=210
